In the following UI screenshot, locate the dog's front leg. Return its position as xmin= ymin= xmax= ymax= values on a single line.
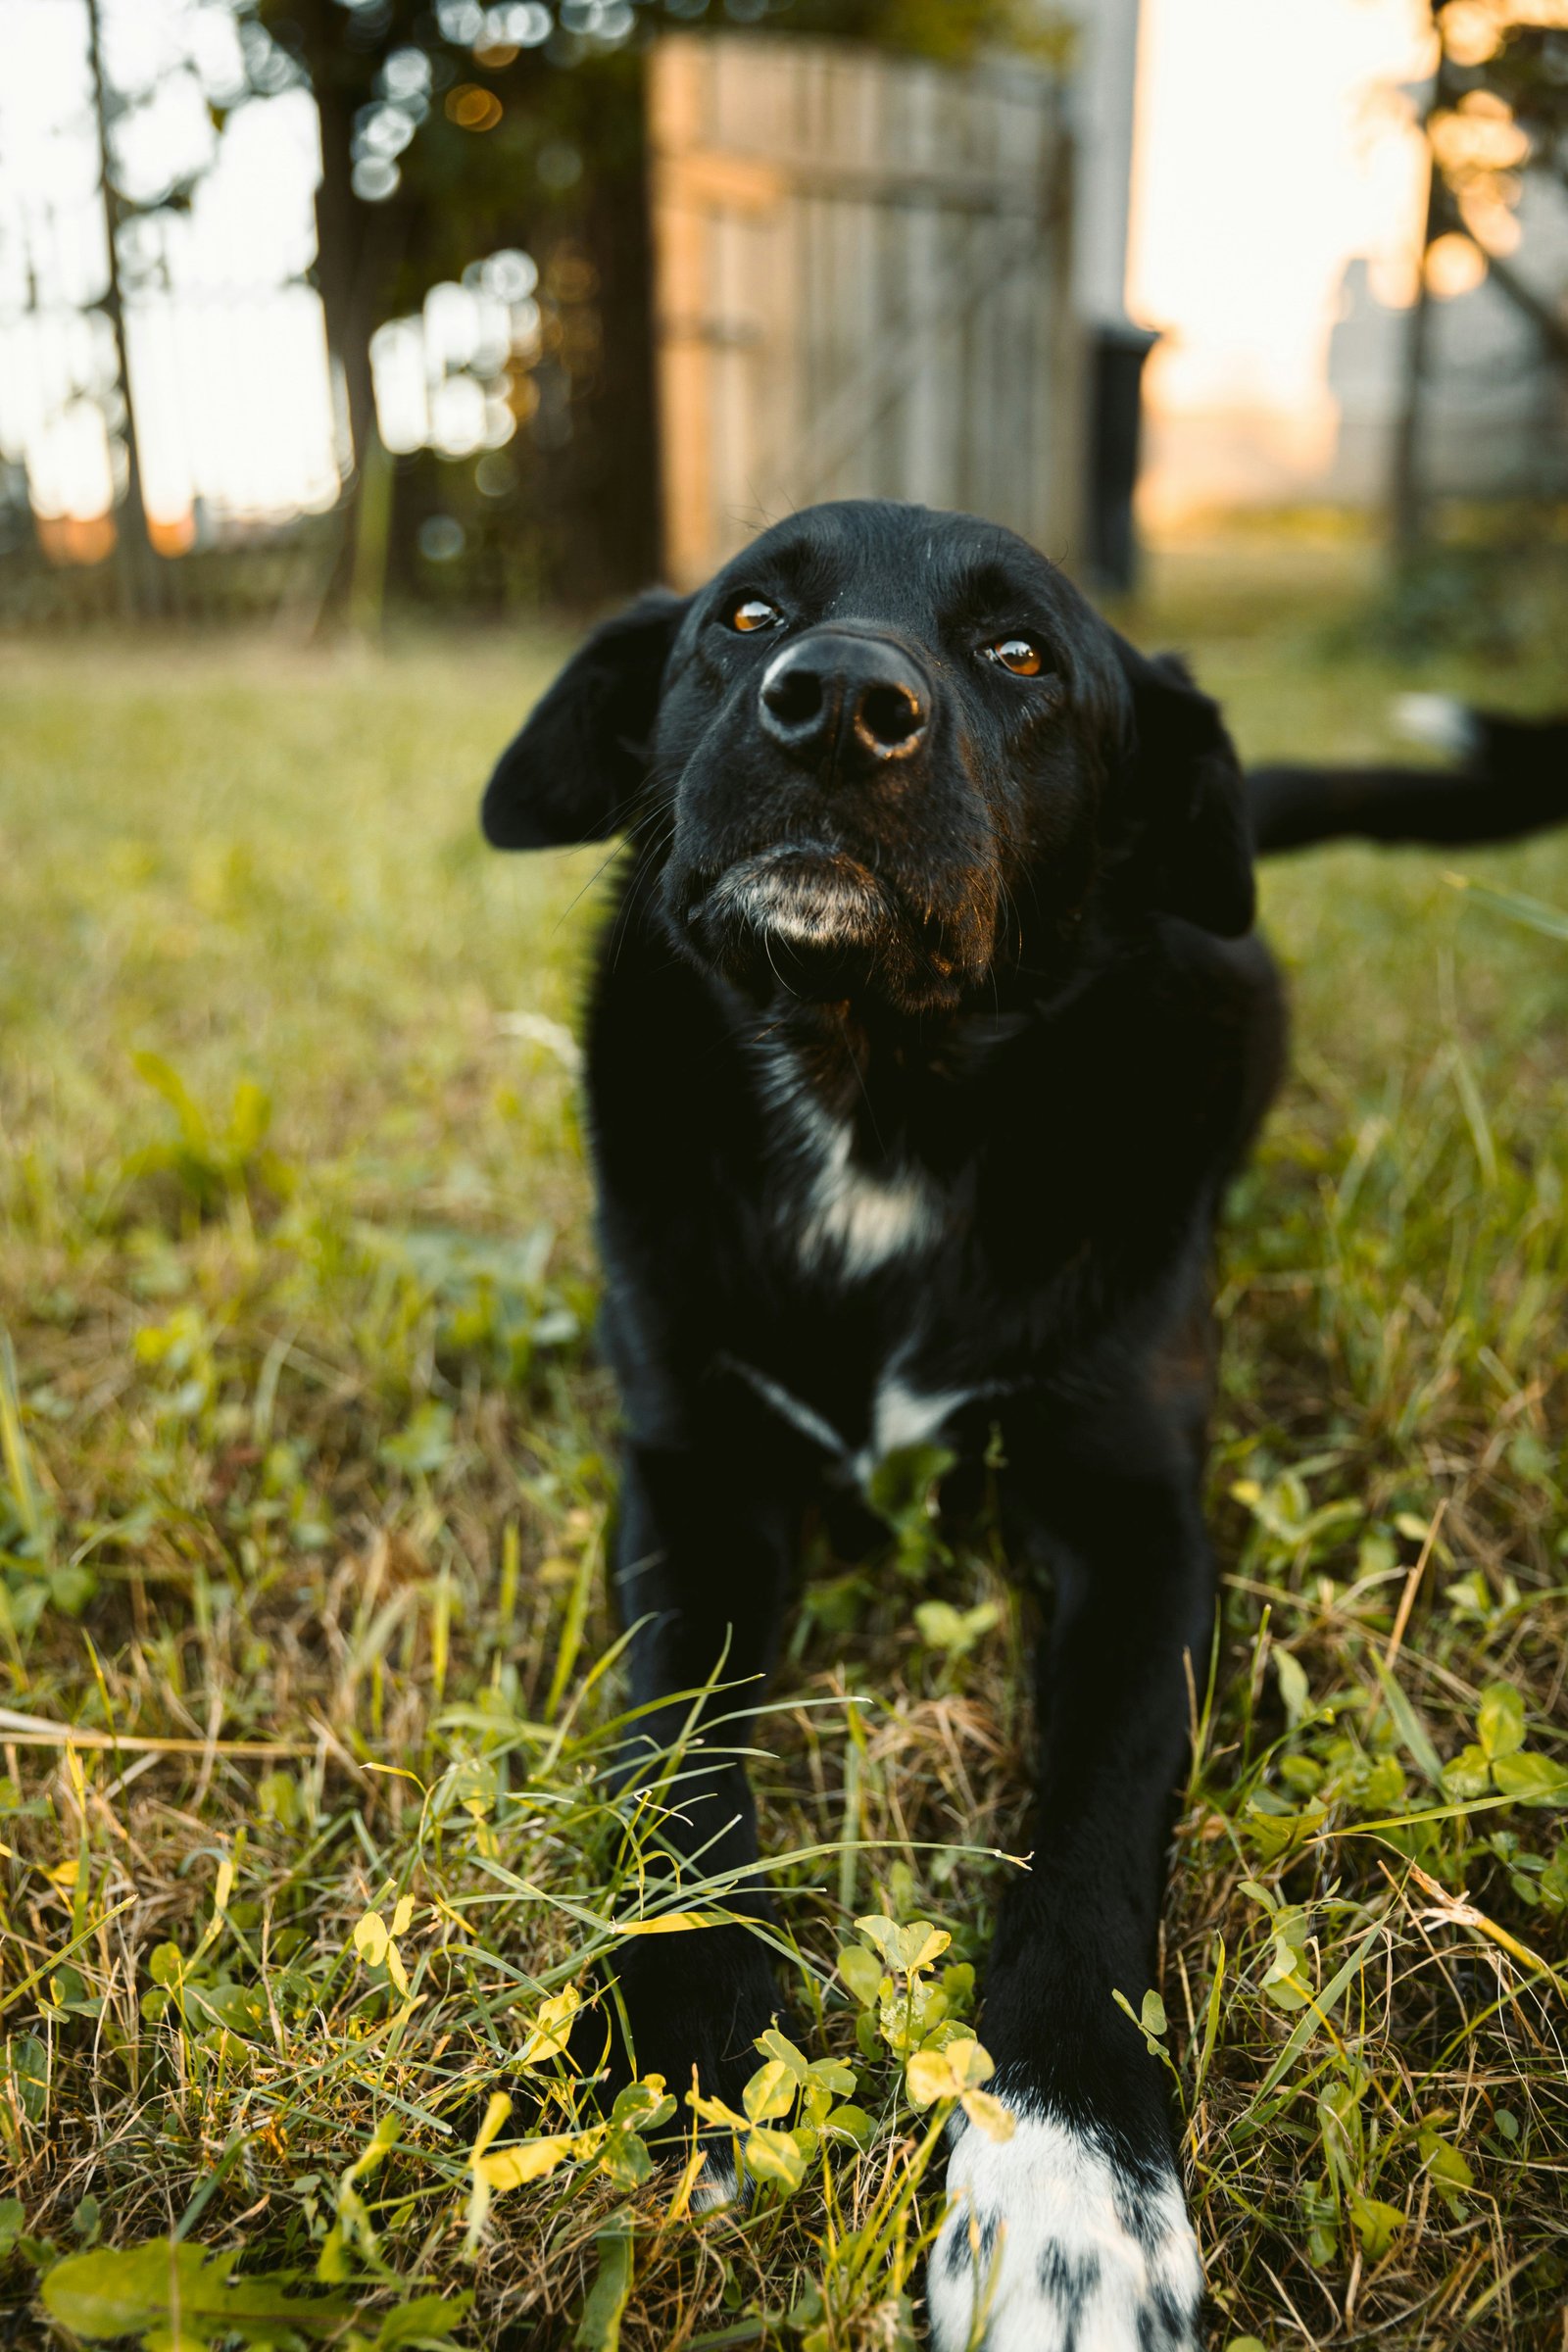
xmin=592 ymin=1425 xmax=803 ymax=2173
xmin=929 ymin=1394 xmax=1211 ymax=2352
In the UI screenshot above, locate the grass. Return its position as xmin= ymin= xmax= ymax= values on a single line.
xmin=2 ymin=548 xmax=1567 ymax=2352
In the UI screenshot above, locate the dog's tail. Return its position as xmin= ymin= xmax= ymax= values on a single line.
xmin=1249 ymin=698 xmax=1568 ymax=857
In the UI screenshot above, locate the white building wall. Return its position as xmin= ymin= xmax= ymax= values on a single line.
xmin=1327 ymin=173 xmax=1568 ymax=504
xmin=1058 ymin=0 xmax=1144 ymax=325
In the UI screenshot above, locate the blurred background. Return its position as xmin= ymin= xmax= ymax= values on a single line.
xmin=1 ymin=0 xmax=1564 ymax=635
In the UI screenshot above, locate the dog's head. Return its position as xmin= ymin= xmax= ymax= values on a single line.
xmin=482 ymin=501 xmax=1253 ymax=1012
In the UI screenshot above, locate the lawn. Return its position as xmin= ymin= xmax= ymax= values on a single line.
xmin=3 ymin=549 xmax=1567 ymax=2352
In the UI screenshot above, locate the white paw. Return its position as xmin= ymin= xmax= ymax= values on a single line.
xmin=690 ymin=2146 xmax=743 ymax=2213
xmin=927 ymin=2101 xmax=1202 ymax=2352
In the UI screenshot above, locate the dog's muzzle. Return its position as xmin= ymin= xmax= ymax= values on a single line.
xmin=682 ymin=849 xmax=893 ymax=1000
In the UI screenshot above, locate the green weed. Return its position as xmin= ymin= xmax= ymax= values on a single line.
xmin=1 ymin=562 xmax=1565 ymax=2347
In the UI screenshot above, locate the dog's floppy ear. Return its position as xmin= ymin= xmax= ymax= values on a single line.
xmin=481 ymin=589 xmax=692 ymax=849
xmin=1111 ymin=637 xmax=1255 ymax=938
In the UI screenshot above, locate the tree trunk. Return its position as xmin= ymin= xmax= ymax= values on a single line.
xmin=304 ymin=28 xmax=405 ymax=627
xmin=1392 ymin=8 xmax=1466 ymax=562
xmin=583 ymin=99 xmax=662 ymax=599
xmin=1390 ymin=201 xmax=1435 ymax=562
xmin=313 ymin=69 xmax=379 ymax=474
xmin=86 ymin=0 xmax=162 ymax=618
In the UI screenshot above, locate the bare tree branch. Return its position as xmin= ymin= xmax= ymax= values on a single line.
xmin=1432 ymin=182 xmax=1568 ymax=371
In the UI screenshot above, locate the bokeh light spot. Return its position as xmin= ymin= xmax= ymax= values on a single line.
xmin=353 ymin=155 xmax=400 ymax=202
xmin=1425 ymin=231 xmax=1488 ymax=300
xmin=536 ymin=140 xmax=583 ymax=189
xmin=446 ymin=84 xmax=503 ymax=131
xmin=417 ymin=513 xmax=466 ymax=562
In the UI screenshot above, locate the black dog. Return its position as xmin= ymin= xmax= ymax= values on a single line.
xmin=481 ymin=500 xmax=1566 ymax=2352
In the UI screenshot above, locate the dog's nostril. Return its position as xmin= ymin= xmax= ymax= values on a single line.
xmin=761 ymin=666 xmax=824 ymax=734
xmin=858 ymin=681 xmax=923 ymax=753
xmin=760 ymin=643 xmax=927 ymax=766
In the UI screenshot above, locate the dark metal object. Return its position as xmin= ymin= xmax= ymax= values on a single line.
xmin=1086 ymin=321 xmax=1159 ymax=596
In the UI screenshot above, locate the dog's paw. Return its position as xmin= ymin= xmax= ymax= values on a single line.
xmin=927 ymin=2102 xmax=1201 ymax=2352
xmin=690 ymin=2143 xmax=745 ymax=2214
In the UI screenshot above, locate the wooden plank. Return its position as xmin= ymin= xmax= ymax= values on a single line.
xmin=654 ymin=157 xmax=1049 ymax=215
xmin=649 ymin=41 xmax=715 ymax=587
xmin=660 ymin=149 xmax=784 ymax=217
xmin=902 ymin=71 xmax=944 ymax=507
xmin=648 ymin=29 xmax=1080 ymax=581
xmin=1039 ymin=92 xmax=1084 ymax=559
xmin=772 ymin=219 xmax=1047 ymax=508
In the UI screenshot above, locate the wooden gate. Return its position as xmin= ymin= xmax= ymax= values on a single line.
xmin=648 ymin=33 xmax=1080 ymax=590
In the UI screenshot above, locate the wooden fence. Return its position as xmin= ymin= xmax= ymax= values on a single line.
xmin=648 ymin=32 xmax=1081 ymax=589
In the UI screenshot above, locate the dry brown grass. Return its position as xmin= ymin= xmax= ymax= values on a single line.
xmin=2 ymin=559 xmax=1567 ymax=2349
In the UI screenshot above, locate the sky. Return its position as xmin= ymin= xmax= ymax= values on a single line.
xmin=1131 ymin=0 xmax=1433 ymax=411
xmin=0 ymin=0 xmax=340 ymax=529
xmin=0 ymin=0 xmax=1440 ymax=530
xmin=1127 ymin=0 xmax=1435 ymax=514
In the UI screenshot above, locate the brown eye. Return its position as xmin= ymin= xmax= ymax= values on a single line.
xmin=984 ymin=636 xmax=1045 ymax=676
xmin=729 ymin=598 xmax=781 ymax=633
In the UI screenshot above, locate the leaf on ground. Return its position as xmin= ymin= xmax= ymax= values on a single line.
xmin=1418 ymin=2129 xmax=1475 ymax=2191
xmin=837 ymin=1943 xmax=883 ymax=2007
xmin=368 ymin=2292 xmax=474 ymax=2348
xmin=1274 ymin=1645 xmax=1310 ymax=1728
xmin=519 ymin=1984 xmax=580 ymax=2063
xmin=1493 ymin=1751 xmax=1568 ymax=1806
xmin=353 ymin=1911 xmax=390 ymax=1967
xmin=855 ymin=1914 xmax=950 ymax=1977
xmin=479 ymin=2135 xmax=580 ymax=2189
xmin=1478 ymin=1682 xmax=1526 ymax=1762
xmin=1349 ymin=2193 xmax=1406 ymax=2261
xmin=807 ymin=2056 xmax=857 ymax=2098
xmin=1442 ymin=1743 xmax=1493 ymax=1800
xmin=744 ymin=2124 xmax=807 ymax=2192
xmin=41 ymin=2241 xmax=355 ymax=2340
xmin=468 ymin=2092 xmax=513 ymax=2162
xmin=754 ymin=2025 xmax=810 ymax=2083
xmin=823 ymin=2103 xmax=874 ymax=2144
xmin=598 ymin=2130 xmax=654 ymax=2191
xmin=573 ymin=2213 xmax=634 ymax=2352
xmin=914 ymin=1598 xmax=1000 ymax=1654
xmin=743 ymin=2059 xmax=797 ymax=2125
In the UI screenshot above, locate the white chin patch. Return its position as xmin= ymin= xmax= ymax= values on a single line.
xmin=713 ymin=861 xmax=880 ymax=950
xmin=927 ymin=2104 xmax=1202 ymax=2352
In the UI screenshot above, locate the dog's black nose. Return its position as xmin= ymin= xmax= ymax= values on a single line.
xmin=759 ymin=632 xmax=927 ymax=771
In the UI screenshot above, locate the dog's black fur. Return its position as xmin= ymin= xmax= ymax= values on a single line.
xmin=481 ymin=500 xmax=1567 ymax=2349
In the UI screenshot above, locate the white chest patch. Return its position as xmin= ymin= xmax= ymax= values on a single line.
xmin=928 ymin=2102 xmax=1202 ymax=2352
xmin=850 ymin=1375 xmax=976 ymax=1486
xmin=751 ymin=1040 xmax=949 ymax=1279
xmin=724 ymin=1357 xmax=976 ymax=1487
xmin=804 ymin=1143 xmax=943 ymax=1276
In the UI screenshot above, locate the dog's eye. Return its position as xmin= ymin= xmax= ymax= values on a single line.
xmin=728 ymin=598 xmax=782 ymax=634
xmin=982 ymin=636 xmax=1046 ymax=677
